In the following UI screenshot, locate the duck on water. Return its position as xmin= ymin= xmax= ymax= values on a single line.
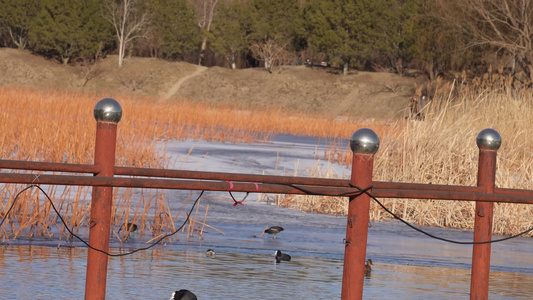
xmin=171 ymin=289 xmax=197 ymax=300
xmin=275 ymin=250 xmax=291 ymax=263
xmin=205 ymin=249 xmax=216 ymax=258
xmin=364 ymin=259 xmax=373 ymax=276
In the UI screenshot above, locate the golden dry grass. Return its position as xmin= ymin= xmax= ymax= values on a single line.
xmin=0 ymin=74 xmax=532 ymax=241
xmin=373 ymin=74 xmax=533 ymax=237
xmin=0 ymin=85 xmax=379 ymax=242
xmin=279 ymin=72 xmax=533 ymax=237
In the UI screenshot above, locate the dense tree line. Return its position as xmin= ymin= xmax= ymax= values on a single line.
xmin=0 ymin=0 xmax=531 ymax=82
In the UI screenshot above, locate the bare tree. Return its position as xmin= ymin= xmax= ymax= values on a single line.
xmin=191 ymin=0 xmax=220 ymax=65
xmin=250 ymin=38 xmax=289 ymax=73
xmin=81 ymin=62 xmax=103 ymax=88
xmin=104 ymin=0 xmax=150 ymax=68
xmin=440 ymin=0 xmax=533 ymax=83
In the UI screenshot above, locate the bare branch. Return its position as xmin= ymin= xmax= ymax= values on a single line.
xmin=440 ymin=0 xmax=533 ymax=81
xmin=103 ymin=0 xmax=151 ymax=67
xmin=250 ymin=38 xmax=289 ymax=73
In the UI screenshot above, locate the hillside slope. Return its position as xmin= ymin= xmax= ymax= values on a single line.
xmin=0 ymin=48 xmax=426 ymax=119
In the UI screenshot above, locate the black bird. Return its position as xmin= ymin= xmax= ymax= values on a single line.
xmin=118 ymin=222 xmax=138 ymax=233
xmin=205 ymin=249 xmax=216 ymax=258
xmin=264 ymin=226 xmax=284 ymax=239
xmin=275 ymin=250 xmax=291 ymax=263
xmin=364 ymin=259 xmax=373 ymax=276
xmin=118 ymin=222 xmax=138 ymax=240
xmin=171 ymin=289 xmax=197 ymax=300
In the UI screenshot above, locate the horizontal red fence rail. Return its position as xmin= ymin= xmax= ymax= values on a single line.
xmin=1 ymin=161 xmax=532 ymax=204
xmin=2 ymin=158 xmax=533 ymax=194
xmin=0 ymin=160 xmax=533 ymax=204
xmin=0 ymin=159 xmax=100 ymax=173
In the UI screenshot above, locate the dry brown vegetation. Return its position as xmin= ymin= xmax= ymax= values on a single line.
xmin=0 ymin=59 xmax=532 ymax=241
xmin=276 ymin=70 xmax=533 ymax=237
xmin=0 ymin=48 xmax=424 ymax=120
xmin=0 ymin=85 xmax=382 ymax=243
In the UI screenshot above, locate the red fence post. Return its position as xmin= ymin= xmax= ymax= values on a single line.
xmin=471 ymin=128 xmax=501 ymax=300
xmin=85 ymin=98 xmax=122 ymax=300
xmin=341 ymin=128 xmax=379 ymax=300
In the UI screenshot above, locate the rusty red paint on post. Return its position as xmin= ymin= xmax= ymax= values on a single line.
xmin=85 ymin=98 xmax=121 ymax=300
xmin=341 ymin=128 xmax=379 ymax=300
xmin=84 ymin=121 xmax=117 ymax=300
xmin=341 ymin=152 xmax=374 ymax=299
xmin=470 ymin=148 xmax=497 ymax=300
xmin=470 ymin=129 xmax=501 ymax=300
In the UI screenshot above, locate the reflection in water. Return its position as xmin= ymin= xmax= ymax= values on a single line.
xmin=1 ymin=244 xmax=532 ymax=299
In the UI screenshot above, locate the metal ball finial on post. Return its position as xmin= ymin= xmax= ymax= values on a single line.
xmin=471 ymin=128 xmax=501 ymax=300
xmin=349 ymin=128 xmax=380 ymax=154
xmin=94 ymin=98 xmax=123 ymax=123
xmin=342 ymin=128 xmax=379 ymax=300
xmin=85 ymin=98 xmax=122 ymax=300
xmin=476 ymin=128 xmax=501 ymax=151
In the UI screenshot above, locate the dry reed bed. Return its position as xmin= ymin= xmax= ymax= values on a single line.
xmin=0 ymin=85 xmax=376 ymax=242
xmin=375 ymin=78 xmax=533 ymax=237
xmin=1 ymin=77 xmax=532 ymax=242
xmin=280 ymin=75 xmax=533 ymax=237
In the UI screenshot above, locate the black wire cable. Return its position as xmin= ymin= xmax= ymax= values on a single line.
xmin=0 ymin=184 xmax=204 ymax=257
xmin=259 ymin=181 xmax=533 ymax=245
xmin=347 ymin=183 xmax=533 ymax=245
xmin=0 ymin=185 xmax=34 ymax=228
xmin=265 ymin=182 xmax=373 ymax=198
xmin=2 ymin=181 xmax=532 ymax=253
xmin=229 ymin=191 xmax=248 ymax=206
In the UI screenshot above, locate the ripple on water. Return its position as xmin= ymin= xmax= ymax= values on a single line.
xmin=1 ymin=245 xmax=533 ymax=299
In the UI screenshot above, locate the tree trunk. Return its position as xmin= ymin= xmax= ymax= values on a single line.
xmin=194 ymin=0 xmax=219 ymax=65
xmin=8 ymin=28 xmax=26 ymax=49
xmin=118 ymin=29 xmax=126 ymax=67
xmin=231 ymin=52 xmax=236 ymax=69
xmin=198 ymin=36 xmax=208 ymax=65
xmin=265 ymin=59 xmax=273 ymax=73
xmin=425 ymin=60 xmax=435 ymax=81
xmin=343 ymin=63 xmax=348 ymax=75
xmin=396 ymin=57 xmax=403 ymax=76
xmin=118 ymin=42 xmax=125 ymax=68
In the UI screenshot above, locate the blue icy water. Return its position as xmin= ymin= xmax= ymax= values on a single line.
xmin=1 ymin=217 xmax=532 ymax=299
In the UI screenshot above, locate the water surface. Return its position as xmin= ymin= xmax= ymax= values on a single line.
xmin=1 ymin=214 xmax=532 ymax=299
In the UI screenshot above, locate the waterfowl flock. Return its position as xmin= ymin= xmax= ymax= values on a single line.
xmin=170 ymin=227 xmax=374 ymax=298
